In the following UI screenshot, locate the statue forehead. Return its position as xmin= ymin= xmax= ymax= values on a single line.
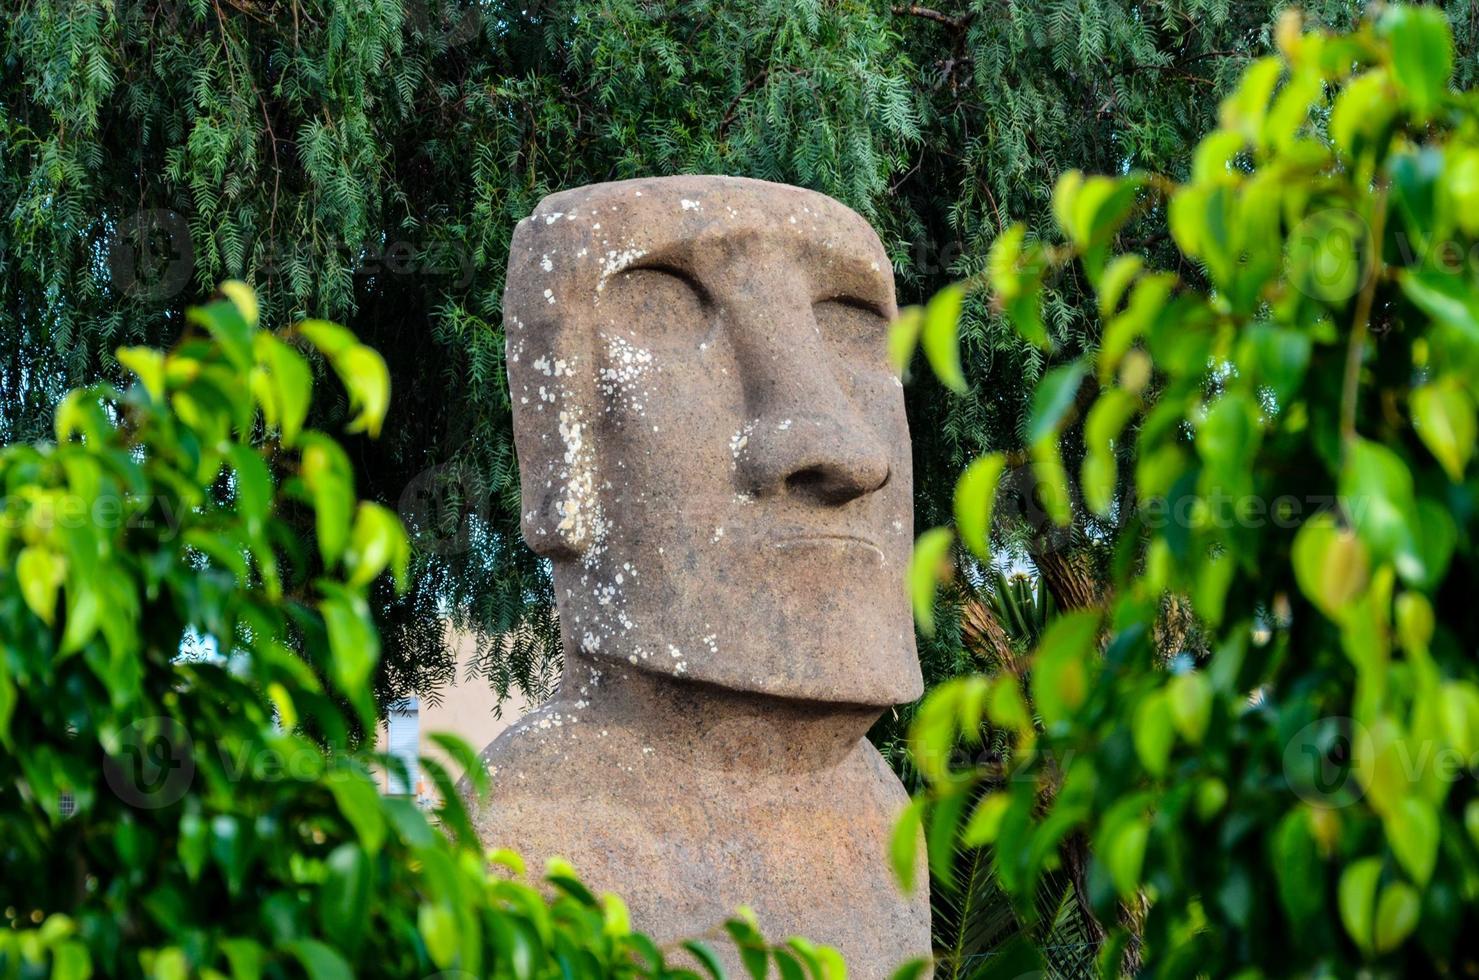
xmin=504 ymin=176 xmax=892 ymax=323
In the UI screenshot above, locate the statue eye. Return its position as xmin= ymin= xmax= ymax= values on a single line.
xmin=611 ymin=266 xmax=710 ymax=348
xmin=813 ymin=297 xmax=888 ymax=364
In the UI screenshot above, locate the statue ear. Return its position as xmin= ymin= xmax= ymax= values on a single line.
xmin=518 ymin=460 xmax=585 ymax=561
xmin=505 ymin=288 xmax=596 ymax=563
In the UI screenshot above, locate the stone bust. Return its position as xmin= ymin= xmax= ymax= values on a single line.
xmin=473 ymin=175 xmax=929 ymax=973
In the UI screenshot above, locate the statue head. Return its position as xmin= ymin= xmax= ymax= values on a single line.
xmin=504 ymin=175 xmax=921 ymax=707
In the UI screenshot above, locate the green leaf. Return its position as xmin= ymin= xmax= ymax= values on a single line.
xmin=337 ymin=345 xmax=392 ymax=438
xmin=890 ymin=797 xmax=925 ymax=893
xmin=327 ymin=768 xmax=387 ymax=854
xmin=187 ymin=298 xmax=253 ymax=372
xmin=285 ymin=940 xmax=353 ymax=980
xmin=428 ymin=732 xmax=490 ymax=797
xmin=1096 ymin=255 xmax=1143 ymax=318
xmin=346 ymin=502 xmax=411 ymax=589
xmin=1133 ymin=691 xmax=1174 ymax=777
xmin=418 ymin=902 xmax=459 ymax=969
xmin=298 ymin=319 xmax=358 ymax=358
xmin=682 ymin=941 xmax=726 ymax=980
xmin=1099 ymin=273 xmax=1174 ymax=383
xmin=1338 ymin=857 xmax=1382 ymax=955
xmin=319 ymin=586 xmax=378 ymax=700
xmin=52 ymin=940 xmax=92 ymax=980
xmin=1219 ymin=56 xmax=1282 ymax=140
xmin=1330 ymin=70 xmax=1397 ymax=162
xmin=319 ymin=843 xmax=371 ymax=948
xmin=920 ymin=285 xmax=966 ymax=393
xmin=1292 ymin=513 xmax=1371 ymax=618
xmin=889 ymin=958 xmax=931 ymax=980
xmin=1411 ymin=379 xmax=1476 ymax=481
xmin=907 ymin=527 xmax=953 ymax=635
xmin=601 ymin=892 xmax=631 ymax=937
xmin=888 ymin=306 xmax=924 ymax=375
xmin=117 ymin=346 xmax=166 ymax=403
xmin=1102 ymin=814 xmax=1149 ymax=901
xmin=227 ymin=443 xmax=273 ymax=540
xmin=299 ymin=433 xmax=354 ymax=566
xmin=1373 ymin=881 xmax=1421 ymax=954
xmin=962 ymin=793 xmax=1011 ymax=847
xmin=1029 ymin=610 xmax=1100 ymax=730
xmin=1051 ymin=170 xmax=1084 ymax=237
xmin=0 ymin=656 xmax=15 ymax=746
xmin=1082 ymin=388 xmax=1137 ymax=515
xmin=1272 ymin=808 xmax=1323 ymax=925
xmin=1070 ymin=175 xmax=1143 ymax=249
xmin=1288 ymin=207 xmax=1366 ymax=304
xmin=952 ymin=453 xmax=1005 ymax=560
xmin=252 ymin=334 xmax=313 ymax=446
xmin=1030 ymin=435 xmax=1072 ymax=527
xmin=1340 ymin=438 xmax=1418 ymax=567
xmin=1027 ymin=360 xmax=1088 ymax=444
xmin=774 ymin=949 xmax=807 ymax=980
xmin=1167 ymin=671 xmax=1212 ymax=744
xmin=1384 ymin=796 xmax=1439 ymax=886
xmin=1382 ymin=5 xmax=1454 ymax=120
xmin=17 ymin=546 xmax=65 ymax=626
xmin=219 ymin=280 xmax=260 ymax=328
xmin=723 ymin=918 xmax=769 ymax=980
xmin=1400 ymin=266 xmax=1479 ymax=336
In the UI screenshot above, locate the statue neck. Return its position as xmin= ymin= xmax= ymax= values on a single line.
xmin=556 ymin=654 xmax=883 ymax=774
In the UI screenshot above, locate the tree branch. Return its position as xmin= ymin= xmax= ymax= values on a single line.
xmin=891 ymin=5 xmax=974 ymax=30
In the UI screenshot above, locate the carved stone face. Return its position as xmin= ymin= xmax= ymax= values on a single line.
xmin=505 ymin=176 xmax=921 ymax=706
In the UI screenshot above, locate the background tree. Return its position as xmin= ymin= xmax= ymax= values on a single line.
xmin=13 ymin=0 xmax=1458 ymax=711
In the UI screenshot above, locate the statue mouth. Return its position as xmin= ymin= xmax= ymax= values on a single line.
xmin=769 ymin=531 xmax=885 ymax=561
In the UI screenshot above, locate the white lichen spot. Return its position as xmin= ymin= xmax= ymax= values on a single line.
xmin=597 ymin=247 xmax=647 ymax=292
xmin=680 ymin=198 xmax=701 ymax=211
xmin=729 ymin=420 xmax=758 ymax=467
xmin=543 ymin=212 xmax=564 ymax=224
xmin=541 ymin=254 xmax=554 ymax=272
xmin=544 ymin=288 xmax=555 ymax=305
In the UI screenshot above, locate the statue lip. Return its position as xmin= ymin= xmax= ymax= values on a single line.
xmin=770 ymin=531 xmax=884 ymax=560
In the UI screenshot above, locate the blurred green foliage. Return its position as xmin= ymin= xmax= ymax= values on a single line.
xmin=0 ymin=283 xmax=831 ymax=978
xmin=901 ymin=6 xmax=1479 ymax=975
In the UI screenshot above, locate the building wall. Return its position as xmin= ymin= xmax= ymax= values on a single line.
xmin=376 ymin=627 xmax=535 ymax=799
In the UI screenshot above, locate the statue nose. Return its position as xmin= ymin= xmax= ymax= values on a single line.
xmin=726 ymin=286 xmax=892 ymax=505
xmin=738 ymin=415 xmax=891 ymax=505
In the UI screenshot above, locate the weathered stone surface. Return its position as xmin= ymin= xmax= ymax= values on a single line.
xmin=472 ymin=175 xmax=929 ymax=975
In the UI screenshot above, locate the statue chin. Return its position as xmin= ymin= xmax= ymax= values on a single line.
xmin=572 ymin=633 xmax=923 ymax=710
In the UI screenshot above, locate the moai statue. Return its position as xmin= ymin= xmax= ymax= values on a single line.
xmin=474 ymin=175 xmax=930 ymax=974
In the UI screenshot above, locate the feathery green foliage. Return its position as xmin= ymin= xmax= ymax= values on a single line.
xmin=6 ymin=0 xmax=1429 ymax=707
